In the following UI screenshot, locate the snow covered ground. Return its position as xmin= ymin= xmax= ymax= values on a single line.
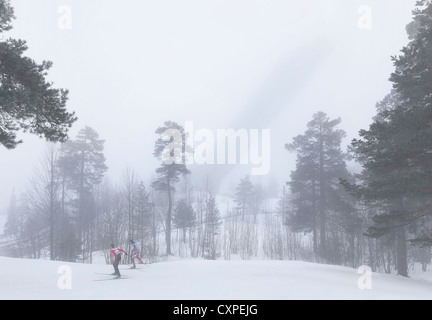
xmin=1 ymin=256 xmax=431 ymax=300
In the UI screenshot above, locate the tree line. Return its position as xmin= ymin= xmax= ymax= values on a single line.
xmin=2 ymin=124 xmax=268 ymax=263
xmin=2 ymin=0 xmax=432 ymax=277
xmin=284 ymin=1 xmax=432 ymax=277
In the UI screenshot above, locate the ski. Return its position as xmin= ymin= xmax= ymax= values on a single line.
xmin=120 ymin=265 xmax=149 ymax=270
xmin=95 ymin=272 xmax=117 ymax=276
xmin=94 ymin=276 xmax=132 ymax=282
xmin=126 ymin=267 xmax=146 ymax=272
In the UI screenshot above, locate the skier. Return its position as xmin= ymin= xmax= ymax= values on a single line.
xmin=110 ymin=244 xmax=127 ymax=278
xmin=130 ymin=239 xmax=144 ymax=269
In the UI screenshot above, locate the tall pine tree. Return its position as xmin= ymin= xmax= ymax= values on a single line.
xmin=346 ymin=0 xmax=432 ymax=277
xmin=152 ymin=121 xmax=190 ymax=255
xmin=286 ymin=111 xmax=352 ymax=261
xmin=58 ymin=126 xmax=107 ymax=262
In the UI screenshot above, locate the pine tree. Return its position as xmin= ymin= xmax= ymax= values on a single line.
xmin=285 ymin=111 xmax=352 ymax=260
xmin=234 ymin=175 xmax=254 ymax=220
xmin=347 ymin=95 xmax=413 ymax=277
xmin=0 ymin=0 xmax=76 ymax=149
xmin=346 ymin=1 xmax=432 ymax=277
xmin=58 ymin=126 xmax=107 ymax=262
xmin=152 ymin=121 xmax=190 ymax=255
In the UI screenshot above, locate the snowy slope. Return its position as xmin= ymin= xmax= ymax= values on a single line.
xmin=0 ymin=257 xmax=431 ymax=300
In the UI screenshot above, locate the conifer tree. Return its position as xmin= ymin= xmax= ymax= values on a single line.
xmin=234 ymin=175 xmax=254 ymax=220
xmin=0 ymin=0 xmax=76 ymax=149
xmin=346 ymin=0 xmax=432 ymax=277
xmin=58 ymin=126 xmax=107 ymax=262
xmin=286 ymin=111 xmax=352 ymax=260
xmin=152 ymin=121 xmax=190 ymax=255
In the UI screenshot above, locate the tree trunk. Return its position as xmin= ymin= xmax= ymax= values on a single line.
xmin=312 ymin=180 xmax=318 ymax=257
xmin=396 ymin=226 xmax=408 ymax=277
xmin=318 ymin=130 xmax=326 ymax=260
xmin=49 ymin=150 xmax=56 ymax=261
xmin=79 ymin=150 xmax=85 ymax=263
xmin=421 ymin=247 xmax=430 ymax=272
xmin=394 ymin=198 xmax=408 ymax=277
xmin=166 ymin=178 xmax=172 ymax=255
xmin=368 ymin=238 xmax=375 ymax=272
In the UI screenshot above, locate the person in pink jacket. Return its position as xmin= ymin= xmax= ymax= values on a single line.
xmin=130 ymin=239 xmax=144 ymax=269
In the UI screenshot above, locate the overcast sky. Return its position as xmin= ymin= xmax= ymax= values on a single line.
xmin=0 ymin=0 xmax=418 ymax=212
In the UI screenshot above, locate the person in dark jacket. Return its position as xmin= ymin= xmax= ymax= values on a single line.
xmin=110 ymin=244 xmax=127 ymax=278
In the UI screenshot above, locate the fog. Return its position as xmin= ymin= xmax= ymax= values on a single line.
xmin=0 ymin=0 xmax=417 ymax=212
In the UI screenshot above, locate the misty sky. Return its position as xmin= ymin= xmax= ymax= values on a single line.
xmin=0 ymin=0 xmax=418 ymax=212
